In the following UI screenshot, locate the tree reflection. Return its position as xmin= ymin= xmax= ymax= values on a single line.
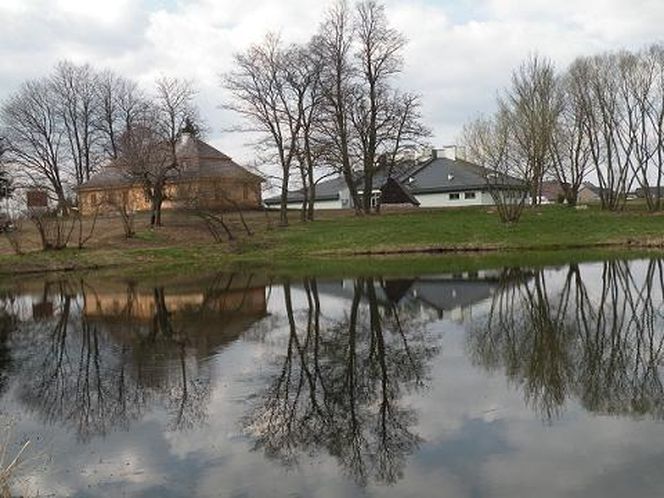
xmin=7 ymin=275 xmax=266 ymax=440
xmin=470 ymin=259 xmax=664 ymax=421
xmin=0 ymin=291 xmax=19 ymax=397
xmin=243 ymin=278 xmax=439 ymax=486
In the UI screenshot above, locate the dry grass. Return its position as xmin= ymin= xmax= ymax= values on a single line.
xmin=0 ymin=209 xmax=284 ymax=256
xmin=0 ymin=429 xmax=31 ymax=498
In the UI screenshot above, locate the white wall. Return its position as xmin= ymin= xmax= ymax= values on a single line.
xmin=275 ymin=198 xmax=342 ymax=210
xmin=312 ymin=199 xmax=342 ymax=210
xmin=272 ymin=190 xmax=498 ymax=210
xmin=415 ymin=190 xmax=494 ymax=208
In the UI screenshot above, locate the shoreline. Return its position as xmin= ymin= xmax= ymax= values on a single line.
xmin=1 ymin=240 xmax=662 ymax=280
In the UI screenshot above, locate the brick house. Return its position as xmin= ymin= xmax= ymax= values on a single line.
xmin=77 ymin=134 xmax=263 ymax=215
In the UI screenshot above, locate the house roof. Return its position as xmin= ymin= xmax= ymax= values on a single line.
xmin=264 ymin=156 xmax=523 ymax=204
xmin=78 ymin=134 xmax=262 ymax=191
xmin=380 ymin=177 xmax=420 ymax=205
xmin=176 ymin=134 xmax=232 ymax=161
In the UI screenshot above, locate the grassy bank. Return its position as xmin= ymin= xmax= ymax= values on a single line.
xmin=1 ymin=204 xmax=664 ymax=278
xmin=249 ymin=204 xmax=664 ymax=257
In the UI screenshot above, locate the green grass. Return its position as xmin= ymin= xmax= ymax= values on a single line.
xmin=242 ymin=205 xmax=664 ymax=259
xmin=2 ymin=205 xmax=664 ymax=279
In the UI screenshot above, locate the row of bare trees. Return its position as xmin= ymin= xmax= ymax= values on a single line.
xmin=464 ymin=45 xmax=664 ymax=222
xmin=0 ymin=61 xmax=200 ymax=228
xmin=224 ymin=0 xmax=430 ymax=225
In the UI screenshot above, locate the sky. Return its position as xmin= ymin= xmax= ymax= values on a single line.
xmin=1 ymin=0 xmax=664 ymax=165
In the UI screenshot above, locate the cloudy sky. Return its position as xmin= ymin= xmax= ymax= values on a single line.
xmin=2 ymin=0 xmax=664 ymax=164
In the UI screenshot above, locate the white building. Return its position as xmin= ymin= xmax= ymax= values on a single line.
xmin=264 ymin=146 xmax=520 ymax=210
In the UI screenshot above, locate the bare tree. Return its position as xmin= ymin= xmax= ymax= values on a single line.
xmin=115 ymin=120 xmax=176 ymax=228
xmin=292 ymin=45 xmax=326 ymax=222
xmin=0 ymin=136 xmax=11 ymax=203
xmin=51 ymin=61 xmax=103 ymax=186
xmin=104 ymin=193 xmax=136 ymax=238
xmin=312 ymin=1 xmax=429 ymax=215
xmin=312 ymin=1 xmax=362 ymax=214
xmin=353 ymin=0 xmax=408 ymax=214
xmin=615 ymin=45 xmax=664 ymax=211
xmin=571 ymin=54 xmax=632 ymax=210
xmin=96 ymin=70 xmax=146 ymax=160
xmin=28 ymin=206 xmax=98 ymax=251
xmin=154 ymin=77 xmax=199 ymax=157
xmin=500 ymin=55 xmax=562 ymax=205
xmin=643 ymin=44 xmax=664 ymax=210
xmin=112 ymin=78 xmax=199 ymax=228
xmin=1 ymin=78 xmax=70 ymax=212
xmin=224 ymin=34 xmax=303 ymax=226
xmin=549 ymin=72 xmax=594 ymax=205
xmin=463 ymin=111 xmax=529 ymax=223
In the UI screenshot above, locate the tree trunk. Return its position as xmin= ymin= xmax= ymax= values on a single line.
xmin=300 ymin=166 xmax=308 ymax=222
xmin=307 ymin=174 xmax=315 ymax=221
xmin=279 ymin=172 xmax=289 ymax=227
xmin=155 ymin=198 xmax=163 ymax=226
xmin=150 ymin=193 xmax=163 ymax=228
xmin=363 ymin=173 xmax=373 ymax=214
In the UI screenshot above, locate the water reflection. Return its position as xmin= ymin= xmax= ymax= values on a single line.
xmin=0 ymin=291 xmax=17 ymax=398
xmin=5 ymin=275 xmax=267 ymax=440
xmin=2 ymin=262 xmax=664 ymax=495
xmin=470 ymin=260 xmax=664 ymax=421
xmin=243 ymin=278 xmax=441 ymax=486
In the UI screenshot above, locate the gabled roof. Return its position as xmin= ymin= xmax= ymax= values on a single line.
xmin=79 ymin=134 xmax=262 ymax=191
xmin=380 ymin=177 xmax=420 ymax=205
xmin=264 ymin=156 xmax=522 ymax=204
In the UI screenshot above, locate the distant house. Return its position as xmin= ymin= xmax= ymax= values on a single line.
xmin=538 ymin=180 xmax=601 ymax=204
xmin=264 ymin=146 xmax=522 ymax=210
xmin=539 ymin=181 xmax=566 ymax=203
xmin=578 ymin=182 xmax=602 ymax=203
xmin=78 ymin=133 xmax=264 ymax=215
xmin=634 ymin=186 xmax=664 ymax=199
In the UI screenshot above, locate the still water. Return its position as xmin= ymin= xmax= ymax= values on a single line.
xmin=1 ymin=259 xmax=664 ymax=497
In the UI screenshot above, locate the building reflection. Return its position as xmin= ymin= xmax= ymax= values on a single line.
xmin=5 ymin=274 xmax=267 ymax=440
xmin=316 ymin=270 xmax=510 ymax=322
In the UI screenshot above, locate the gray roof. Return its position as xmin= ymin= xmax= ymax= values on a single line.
xmin=296 ymin=273 xmax=507 ymax=315
xmin=264 ymin=156 xmax=521 ymax=204
xmin=79 ymin=135 xmax=262 ymax=191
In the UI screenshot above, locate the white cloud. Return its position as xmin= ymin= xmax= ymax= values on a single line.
xmin=54 ymin=0 xmax=134 ymax=25
xmin=2 ymin=0 xmax=664 ymax=163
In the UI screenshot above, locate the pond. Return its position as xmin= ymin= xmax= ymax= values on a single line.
xmin=1 ymin=258 xmax=664 ymax=497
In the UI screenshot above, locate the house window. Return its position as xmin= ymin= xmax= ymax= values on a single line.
xmin=464 ymin=192 xmax=476 ymax=199
xmin=243 ymin=183 xmax=249 ymax=200
xmin=449 ymin=193 xmax=460 ymax=200
xmin=90 ymin=193 xmax=97 ymax=205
